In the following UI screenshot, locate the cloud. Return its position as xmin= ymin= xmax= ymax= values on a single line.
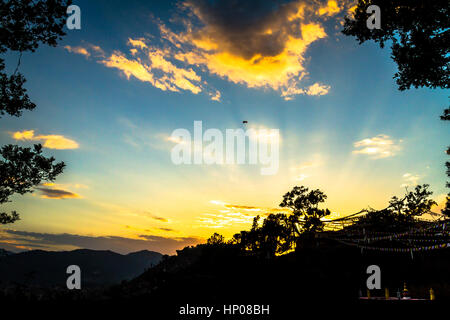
xmin=352 ymin=134 xmax=401 ymax=159
xmin=290 ymin=154 xmax=323 ymax=180
xmin=317 ymin=0 xmax=342 ymax=16
xmin=291 ymin=159 xmax=322 ymax=171
xmin=11 ymin=130 xmax=79 ymax=149
xmin=144 ymin=212 xmax=169 ymax=223
xmin=64 ymin=1 xmax=356 ymax=100
xmin=0 ymin=230 xmax=201 ymax=255
xmin=100 ymin=49 xmax=202 ymax=94
xmin=36 ymin=187 xmax=81 ymax=199
xmin=126 ymin=225 xmax=177 ymax=233
xmin=305 ymin=82 xmax=330 ymax=96
xmin=210 ymin=200 xmax=287 ymax=213
xmin=64 ymin=45 xmax=90 ymax=57
xmin=170 ymin=0 xmax=344 ymax=99
xmin=201 ymin=199 xmax=290 ymax=228
xmin=209 ymin=90 xmax=221 ymax=102
xmin=41 ymin=182 xmax=88 ymax=190
xmin=401 ymin=173 xmax=420 ymax=188
xmin=78 ymin=39 xmax=205 ymax=95
xmin=157 ymin=227 xmax=176 ymax=232
xmin=210 ymin=200 xmax=227 ymax=206
xmin=281 ymin=82 xmax=330 ymax=99
xmin=64 ymin=44 xmax=105 ymax=58
xmin=128 ymin=37 xmax=147 ymax=49
xmin=295 ymin=173 xmax=309 ymax=181
xmin=198 ymin=212 xmax=255 ymax=228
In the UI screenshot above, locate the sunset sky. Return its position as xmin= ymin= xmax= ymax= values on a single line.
xmin=1 ymin=0 xmax=448 ymax=254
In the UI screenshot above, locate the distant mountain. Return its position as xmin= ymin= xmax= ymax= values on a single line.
xmin=0 ymin=249 xmax=162 ymax=287
xmin=0 ymin=249 xmax=14 ymax=257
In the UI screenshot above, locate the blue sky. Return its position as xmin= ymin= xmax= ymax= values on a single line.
xmin=1 ymin=0 xmax=448 ymax=254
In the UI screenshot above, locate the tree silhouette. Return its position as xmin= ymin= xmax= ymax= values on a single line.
xmin=441 ymin=107 xmax=450 ymax=217
xmin=343 ymin=0 xmax=449 ymax=218
xmin=355 ymin=184 xmax=437 ymax=231
xmin=230 ymin=214 xmax=293 ymax=257
xmin=400 ymin=184 xmax=437 ymax=217
xmin=222 ymin=184 xmax=441 ymax=257
xmin=207 ymin=233 xmax=225 ymax=246
xmin=280 ymin=186 xmax=331 ymax=234
xmin=342 ymin=0 xmax=449 ymax=91
xmin=279 ymin=186 xmax=331 ymax=250
xmin=0 ymin=0 xmax=69 ymax=224
xmin=0 ymin=145 xmax=65 ymax=224
xmin=0 ymin=0 xmax=70 ymax=117
xmin=443 ymin=160 xmax=450 ymax=217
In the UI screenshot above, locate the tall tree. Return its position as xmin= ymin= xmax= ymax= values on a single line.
xmin=231 ymin=214 xmax=292 ymax=257
xmin=441 ymin=107 xmax=450 ymax=217
xmin=343 ymin=0 xmax=449 ymax=217
xmin=0 ymin=0 xmax=70 ymax=224
xmin=280 ymin=186 xmax=331 ymax=235
xmin=355 ymin=184 xmax=437 ymax=231
xmin=342 ymin=0 xmax=449 ymax=91
xmin=206 ymin=233 xmax=225 ymax=246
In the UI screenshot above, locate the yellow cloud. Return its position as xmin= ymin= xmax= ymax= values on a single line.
xmin=282 ymin=82 xmax=330 ymax=99
xmin=128 ymin=38 xmax=147 ymax=49
xmin=41 ymin=182 xmax=55 ymax=187
xmin=209 ymin=90 xmax=221 ymax=102
xmin=11 ymin=130 xmax=79 ymax=149
xmin=64 ymin=43 xmax=105 ymax=58
xmin=177 ymin=22 xmax=328 ymax=100
xmin=65 ymin=1 xmax=356 ymax=100
xmin=64 ymin=45 xmax=90 ymax=57
xmin=40 ymin=135 xmax=80 ymax=149
xmin=101 ymin=52 xmax=157 ymax=84
xmin=100 ymin=48 xmax=203 ymax=94
xmin=197 ymin=200 xmax=291 ymax=228
xmin=171 ymin=0 xmax=338 ymax=100
xmin=12 ymin=130 xmax=35 ymax=140
xmin=318 ymin=0 xmax=342 ymax=16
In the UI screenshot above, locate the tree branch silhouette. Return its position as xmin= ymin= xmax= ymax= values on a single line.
xmin=0 ymin=0 xmax=70 ymax=223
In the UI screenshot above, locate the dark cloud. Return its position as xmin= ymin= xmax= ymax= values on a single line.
xmin=157 ymin=227 xmax=176 ymax=232
xmin=184 ymin=0 xmax=317 ymax=59
xmin=142 ymin=211 xmax=169 ymax=222
xmin=151 ymin=215 xmax=169 ymax=222
xmin=127 ymin=225 xmax=177 ymax=232
xmin=36 ymin=187 xmax=80 ymax=199
xmin=1 ymin=230 xmax=202 ymax=255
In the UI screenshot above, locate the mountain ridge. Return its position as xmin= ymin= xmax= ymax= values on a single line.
xmin=0 ymin=248 xmax=162 ymax=287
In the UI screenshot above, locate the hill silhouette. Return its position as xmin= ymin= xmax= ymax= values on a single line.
xmin=1 ymin=239 xmax=448 ymax=317
xmin=112 ymin=240 xmax=450 ymax=302
xmin=0 ymin=248 xmax=162 ymax=288
xmin=0 ymin=249 xmax=13 ymax=257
